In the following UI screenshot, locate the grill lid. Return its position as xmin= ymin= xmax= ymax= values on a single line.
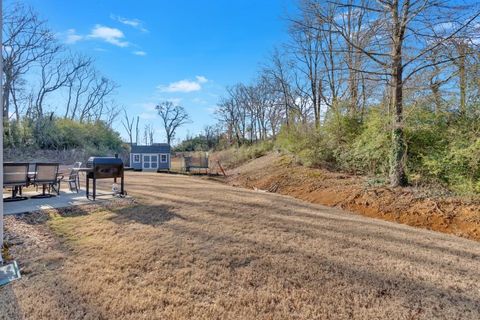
xmin=86 ymin=157 xmax=123 ymax=167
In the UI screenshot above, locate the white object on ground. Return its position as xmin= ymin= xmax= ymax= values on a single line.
xmin=0 ymin=261 xmax=21 ymax=287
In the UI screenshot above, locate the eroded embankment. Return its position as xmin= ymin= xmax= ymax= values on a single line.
xmin=224 ymin=153 xmax=480 ymax=241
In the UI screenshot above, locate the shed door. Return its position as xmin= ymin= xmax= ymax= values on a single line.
xmin=143 ymin=154 xmax=158 ymax=169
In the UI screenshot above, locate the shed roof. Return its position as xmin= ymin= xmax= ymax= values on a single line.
xmin=131 ymin=143 xmax=170 ymax=153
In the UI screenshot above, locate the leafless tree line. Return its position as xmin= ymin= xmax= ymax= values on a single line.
xmin=2 ymin=3 xmax=120 ymax=127
xmin=155 ymin=101 xmax=190 ymax=145
xmin=216 ymin=0 xmax=480 ymax=186
xmin=122 ymin=100 xmax=191 ymax=147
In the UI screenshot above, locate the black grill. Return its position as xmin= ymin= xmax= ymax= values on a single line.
xmin=86 ymin=157 xmax=123 ymax=178
xmin=85 ymin=156 xmax=125 ymax=200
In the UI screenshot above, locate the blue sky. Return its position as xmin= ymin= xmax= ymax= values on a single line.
xmin=22 ymin=0 xmax=294 ymax=144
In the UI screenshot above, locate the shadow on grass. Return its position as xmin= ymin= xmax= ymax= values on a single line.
xmin=8 ymin=206 xmax=93 ymax=226
xmin=11 ymin=199 xmax=183 ymax=228
xmin=10 ymin=197 xmax=136 ymax=226
xmin=163 ymin=220 xmax=480 ymax=315
xmin=108 ymin=204 xmax=185 ymax=226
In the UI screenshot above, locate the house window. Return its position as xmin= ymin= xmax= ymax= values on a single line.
xmin=161 ymin=154 xmax=168 ymax=163
xmin=133 ymin=154 xmax=140 ymax=163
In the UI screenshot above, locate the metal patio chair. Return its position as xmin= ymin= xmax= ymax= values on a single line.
xmin=31 ymin=163 xmax=61 ymax=198
xmin=3 ymin=163 xmax=30 ymax=202
xmin=73 ymin=161 xmax=82 ymax=189
xmin=65 ymin=167 xmax=80 ymax=193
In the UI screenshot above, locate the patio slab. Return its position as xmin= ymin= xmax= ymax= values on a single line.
xmin=3 ymin=189 xmax=119 ymax=215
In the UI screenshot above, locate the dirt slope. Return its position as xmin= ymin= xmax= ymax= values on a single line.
xmin=1 ymin=172 xmax=480 ymax=319
xmin=225 ymin=153 xmax=480 ymax=241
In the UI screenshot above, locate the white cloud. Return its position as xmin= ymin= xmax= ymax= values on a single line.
xmin=158 ymin=76 xmax=208 ymax=93
xmin=161 ymin=80 xmax=201 ymax=92
xmin=64 ymin=29 xmax=83 ymax=44
xmin=196 ymin=75 xmax=208 ymax=84
xmin=88 ymin=25 xmax=129 ymax=47
xmin=133 ymin=50 xmax=147 ymax=56
xmin=111 ymin=14 xmax=148 ymax=32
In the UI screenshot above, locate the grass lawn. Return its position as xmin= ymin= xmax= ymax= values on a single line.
xmin=1 ymin=172 xmax=479 ymax=319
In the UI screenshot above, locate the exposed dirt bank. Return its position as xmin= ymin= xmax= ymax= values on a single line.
xmin=225 ymin=153 xmax=480 ymax=241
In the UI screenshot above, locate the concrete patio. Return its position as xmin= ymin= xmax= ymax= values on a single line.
xmin=3 ymin=188 xmax=120 ymax=215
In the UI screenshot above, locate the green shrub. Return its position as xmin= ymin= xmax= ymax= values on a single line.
xmin=4 ymin=116 xmax=123 ymax=155
xmin=348 ymin=108 xmax=391 ymax=175
xmin=274 ymin=103 xmax=480 ymax=193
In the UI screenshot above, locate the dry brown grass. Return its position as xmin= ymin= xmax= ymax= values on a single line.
xmin=1 ymin=172 xmax=480 ymax=319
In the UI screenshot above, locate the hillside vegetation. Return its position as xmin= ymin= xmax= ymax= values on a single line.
xmin=5 ymin=118 xmax=125 ymax=163
xmin=209 ymin=104 xmax=480 ymax=195
xmin=274 ymin=108 xmax=480 ymax=194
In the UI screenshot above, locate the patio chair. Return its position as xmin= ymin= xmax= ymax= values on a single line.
xmin=73 ymin=161 xmax=82 ymax=188
xmin=65 ymin=167 xmax=80 ymax=193
xmin=3 ymin=163 xmax=29 ymax=202
xmin=31 ymin=163 xmax=61 ymax=198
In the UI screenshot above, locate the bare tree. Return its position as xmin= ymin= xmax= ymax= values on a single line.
xmin=309 ymin=0 xmax=480 ymax=186
xmin=216 ymin=97 xmax=242 ymax=145
xmin=78 ymin=75 xmax=117 ymax=122
xmin=135 ymin=116 xmax=140 ymax=145
xmin=64 ymin=56 xmax=94 ymax=119
xmin=2 ymin=3 xmax=60 ymax=120
xmin=121 ymin=108 xmax=135 ymax=146
xmin=155 ymin=101 xmax=190 ymax=145
xmin=290 ymin=8 xmax=324 ymax=127
xmin=33 ymin=53 xmax=90 ymax=118
xmin=143 ymin=124 xmax=155 ymax=145
xmin=95 ymin=99 xmax=120 ymax=125
xmin=264 ymin=48 xmax=295 ymax=128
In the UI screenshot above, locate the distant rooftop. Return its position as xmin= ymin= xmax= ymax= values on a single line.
xmin=131 ymin=143 xmax=169 ymax=147
xmin=131 ymin=143 xmax=171 ymax=153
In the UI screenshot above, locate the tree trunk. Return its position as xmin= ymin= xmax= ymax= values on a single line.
xmin=457 ymin=43 xmax=467 ymax=115
xmin=430 ymin=82 xmax=442 ymax=114
xmin=3 ymin=77 xmax=11 ymax=120
xmin=284 ymin=94 xmax=290 ymax=129
xmin=389 ymin=51 xmax=408 ymax=187
xmin=347 ymin=47 xmax=358 ymax=115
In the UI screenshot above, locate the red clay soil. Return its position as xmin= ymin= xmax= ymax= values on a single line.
xmin=225 ymin=153 xmax=480 ymax=241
